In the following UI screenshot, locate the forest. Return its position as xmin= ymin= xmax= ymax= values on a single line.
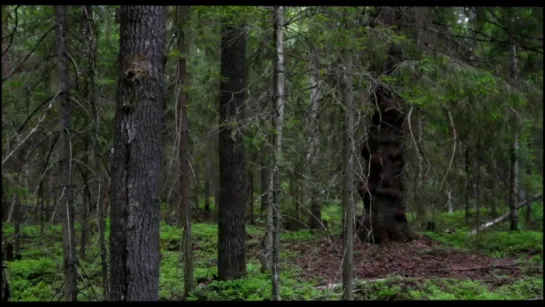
xmin=1 ymin=5 xmax=543 ymax=301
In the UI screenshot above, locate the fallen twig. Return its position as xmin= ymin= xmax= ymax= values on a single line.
xmin=431 ymin=263 xmax=518 ymax=273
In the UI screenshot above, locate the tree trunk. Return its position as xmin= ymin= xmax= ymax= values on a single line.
xmin=109 ymin=6 xmax=166 ymax=301
xmin=82 ymin=5 xmax=107 ymax=298
xmin=340 ymin=43 xmax=354 ymax=300
xmin=260 ymin=158 xmax=269 ymax=218
xmin=176 ymin=5 xmax=194 ymax=296
xmin=465 ymin=148 xmax=470 ymax=225
xmin=307 ymin=40 xmax=322 ymax=230
xmin=13 ymin=195 xmax=20 ymax=260
xmin=204 ymin=172 xmax=211 ymax=212
xmin=270 ymin=7 xmax=285 ymax=300
xmin=249 ymin=170 xmax=255 ymax=224
xmin=55 ymin=6 xmax=78 ymax=301
xmin=217 ymin=19 xmax=248 ymax=281
xmin=508 ymin=27 xmax=519 ymax=232
xmin=2 ymin=5 xmax=10 ymax=78
xmin=358 ymin=46 xmax=412 ymax=244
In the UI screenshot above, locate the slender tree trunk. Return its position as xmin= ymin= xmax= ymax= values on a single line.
xmin=340 ymin=41 xmax=354 ymax=301
xmin=176 ymin=5 xmax=194 ymax=296
xmin=55 ymin=6 xmax=78 ymax=301
xmin=260 ymin=158 xmax=269 ymax=218
xmin=217 ymin=19 xmax=248 ymax=281
xmin=269 ymin=7 xmax=285 ymax=300
xmin=204 ymin=168 xmax=211 ymax=212
xmin=249 ymin=170 xmax=255 ymax=224
xmin=82 ymin=5 xmax=107 ymax=297
xmin=13 ymin=195 xmax=20 ymax=259
xmin=490 ymin=160 xmax=498 ymax=217
xmin=465 ymin=148 xmax=470 ymax=226
xmin=475 ymin=139 xmax=481 ymax=233
xmin=109 ymin=6 xmax=166 ymax=301
xmin=80 ymin=141 xmax=89 ymax=259
xmin=508 ymin=27 xmax=519 ymax=232
xmin=307 ymin=41 xmax=322 ymax=230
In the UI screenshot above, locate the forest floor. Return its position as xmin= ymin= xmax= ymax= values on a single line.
xmin=3 ymin=203 xmax=543 ymax=301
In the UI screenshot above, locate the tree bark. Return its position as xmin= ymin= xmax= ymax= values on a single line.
xmin=508 ymin=27 xmax=519 ymax=232
xmin=217 ymin=18 xmax=248 ymax=281
xmin=307 ymin=41 xmax=322 ymax=230
xmin=270 ymin=7 xmax=285 ymax=300
xmin=176 ymin=5 xmax=194 ymax=296
xmin=340 ymin=43 xmax=354 ymax=300
xmin=55 ymin=5 xmax=78 ymax=301
xmin=109 ymin=6 xmax=166 ymax=301
xmin=358 ymin=45 xmax=413 ymax=244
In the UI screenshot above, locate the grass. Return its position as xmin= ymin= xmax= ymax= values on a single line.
xmin=2 ymin=201 xmax=543 ymax=301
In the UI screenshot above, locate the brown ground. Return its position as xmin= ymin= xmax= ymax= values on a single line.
xmin=286 ymin=235 xmax=522 ymax=285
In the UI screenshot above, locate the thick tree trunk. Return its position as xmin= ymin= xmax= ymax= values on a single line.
xmin=55 ymin=6 xmax=78 ymax=301
xmin=340 ymin=45 xmax=354 ymax=300
xmin=217 ymin=20 xmax=248 ymax=281
xmin=109 ymin=6 xmax=166 ymax=301
xmin=358 ymin=46 xmax=413 ymax=244
xmin=176 ymin=5 xmax=194 ymax=296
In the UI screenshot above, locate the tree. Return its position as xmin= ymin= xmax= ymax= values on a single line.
xmin=176 ymin=5 xmax=194 ymax=296
xmin=217 ymin=15 xmax=248 ymax=281
xmin=55 ymin=5 xmax=78 ymax=301
xmin=269 ymin=6 xmax=285 ymax=300
xmin=109 ymin=5 xmax=166 ymax=301
xmin=340 ymin=23 xmax=354 ymax=300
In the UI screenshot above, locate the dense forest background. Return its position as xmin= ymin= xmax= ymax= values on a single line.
xmin=1 ymin=6 xmax=543 ymax=301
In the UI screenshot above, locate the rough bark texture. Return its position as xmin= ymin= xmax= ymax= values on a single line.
xmin=508 ymin=30 xmax=519 ymax=232
xmin=270 ymin=7 xmax=285 ymax=300
xmin=358 ymin=46 xmax=413 ymax=244
xmin=340 ymin=46 xmax=354 ymax=300
xmin=218 ymin=20 xmax=248 ymax=281
xmin=109 ymin=6 xmax=166 ymax=301
xmin=307 ymin=45 xmax=322 ymax=230
xmin=55 ymin=6 xmax=78 ymax=301
xmin=176 ymin=5 xmax=194 ymax=296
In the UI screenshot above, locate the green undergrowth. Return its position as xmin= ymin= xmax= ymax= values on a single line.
xmin=3 ymin=203 xmax=543 ymax=301
xmin=350 ymin=276 xmax=543 ymax=300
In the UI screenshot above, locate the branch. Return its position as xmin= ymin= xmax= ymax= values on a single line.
xmin=2 ymin=25 xmax=56 ymax=83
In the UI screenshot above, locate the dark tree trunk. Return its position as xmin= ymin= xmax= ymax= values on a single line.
xmin=357 ymin=46 xmax=414 ymax=244
xmin=80 ymin=141 xmax=90 ymax=259
xmin=217 ymin=21 xmax=248 ymax=281
xmin=109 ymin=6 xmax=166 ymax=301
xmin=204 ymin=161 xmax=211 ymax=212
xmin=249 ymin=170 xmax=255 ymax=224
xmin=55 ymin=6 xmax=78 ymax=301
